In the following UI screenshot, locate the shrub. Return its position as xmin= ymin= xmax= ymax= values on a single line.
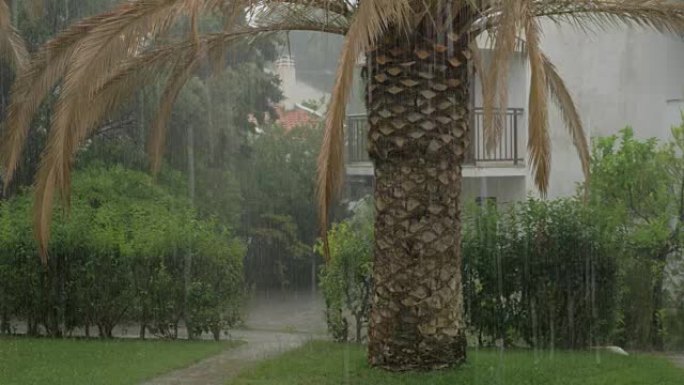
xmin=319 ymin=197 xmax=619 ymax=349
xmin=462 ymin=199 xmax=619 ymax=349
xmin=0 ymin=166 xmax=244 ymax=339
xmin=318 ymin=198 xmax=373 ymax=342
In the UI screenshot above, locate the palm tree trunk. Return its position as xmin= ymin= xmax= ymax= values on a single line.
xmin=367 ymin=23 xmax=471 ymax=370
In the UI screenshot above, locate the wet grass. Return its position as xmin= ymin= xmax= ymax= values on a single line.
xmin=0 ymin=336 xmax=242 ymax=385
xmin=231 ymin=341 xmax=684 ymax=385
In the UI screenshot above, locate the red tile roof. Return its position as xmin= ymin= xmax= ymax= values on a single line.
xmin=275 ymin=106 xmax=321 ymax=132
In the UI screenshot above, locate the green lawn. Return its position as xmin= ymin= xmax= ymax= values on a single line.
xmin=231 ymin=341 xmax=684 ymax=385
xmin=0 ymin=336 xmax=241 ymax=385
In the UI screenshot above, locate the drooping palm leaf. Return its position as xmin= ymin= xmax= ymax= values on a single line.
xmin=0 ymin=0 xmax=28 ymax=71
xmin=482 ymin=0 xmax=524 ymax=151
xmin=542 ymin=52 xmax=590 ymax=188
xmin=536 ymin=0 xmax=684 ymax=34
xmin=0 ymin=7 xmax=129 ymax=188
xmin=524 ymin=2 xmax=550 ymax=196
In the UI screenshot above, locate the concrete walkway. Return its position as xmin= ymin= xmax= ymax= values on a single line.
xmin=667 ymin=354 xmax=684 ymax=370
xmin=140 ymin=290 xmax=326 ymax=385
xmin=140 ymin=330 xmax=317 ymax=385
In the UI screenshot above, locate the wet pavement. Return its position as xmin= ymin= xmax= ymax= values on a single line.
xmin=140 ymin=290 xmax=326 ymax=385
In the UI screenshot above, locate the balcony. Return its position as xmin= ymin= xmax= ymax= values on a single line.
xmin=346 ymin=108 xmax=525 ymax=174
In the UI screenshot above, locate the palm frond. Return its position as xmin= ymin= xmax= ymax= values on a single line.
xmin=38 ymin=0 xmax=204 ymax=215
xmin=525 ymin=5 xmax=550 ymax=196
xmin=542 ymin=52 xmax=590 ymax=189
xmin=0 ymin=0 xmax=28 ymax=71
xmin=2 ymin=0 xmax=214 ymax=191
xmin=26 ymin=20 xmax=344 ymax=258
xmin=482 ymin=0 xmax=524 ymax=152
xmin=317 ymin=0 xmax=411 ymax=258
xmin=32 ymin=161 xmax=57 ymax=262
xmin=0 ymin=7 xmax=126 ymax=188
xmin=148 ymin=54 xmax=201 ymax=173
xmin=536 ymin=0 xmax=684 ymax=34
xmin=147 ymin=1 xmax=203 ymax=173
xmin=30 ymin=46 xmax=195 ymax=255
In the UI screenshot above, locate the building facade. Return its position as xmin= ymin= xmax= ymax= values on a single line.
xmin=279 ymin=28 xmax=684 ymax=205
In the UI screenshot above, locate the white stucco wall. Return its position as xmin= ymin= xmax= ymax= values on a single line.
xmin=539 ymin=24 xmax=684 ymax=198
xmin=462 ymin=176 xmax=527 ymax=205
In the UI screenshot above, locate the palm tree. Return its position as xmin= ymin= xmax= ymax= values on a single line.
xmin=2 ymin=0 xmax=684 ymax=371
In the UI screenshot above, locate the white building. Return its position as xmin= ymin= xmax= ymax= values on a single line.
xmin=281 ymin=28 xmax=684 ymax=205
xmin=541 ymin=25 xmax=684 ymax=198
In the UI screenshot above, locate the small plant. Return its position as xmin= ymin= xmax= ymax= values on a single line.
xmin=318 ymin=197 xmax=373 ymax=343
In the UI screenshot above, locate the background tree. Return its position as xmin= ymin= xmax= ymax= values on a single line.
xmin=590 ymin=126 xmax=684 ymax=350
xmin=239 ymin=123 xmax=323 ymax=291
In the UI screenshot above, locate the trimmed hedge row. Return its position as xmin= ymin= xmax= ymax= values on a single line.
xmin=0 ymin=166 xmax=244 ymax=340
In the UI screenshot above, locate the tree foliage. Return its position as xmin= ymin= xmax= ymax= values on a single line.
xmin=317 ymin=198 xmax=373 ymax=342
xmin=240 ymin=123 xmax=323 ymax=291
xmin=589 ymin=126 xmax=684 ymax=350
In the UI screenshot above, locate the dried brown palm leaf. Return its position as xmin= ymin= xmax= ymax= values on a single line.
xmin=482 ymin=0 xmax=523 ymax=153
xmin=30 ymin=24 xmax=340 ymax=258
xmin=317 ymin=0 xmax=411 ymax=258
xmin=0 ymin=7 xmax=128 ymax=188
xmin=542 ymin=53 xmax=590 ymax=189
xmin=525 ymin=5 xmax=550 ymax=196
xmin=42 ymin=1 xmax=205 ymax=211
xmin=2 ymin=1 xmax=221 ymax=190
xmin=30 ymin=52 xmax=182 ymax=261
xmin=0 ymin=0 xmax=28 ymax=71
xmin=536 ymin=0 xmax=684 ymax=34
xmin=0 ymin=0 xmax=184 ymax=185
xmin=148 ymin=54 xmax=202 ymax=173
xmin=148 ymin=1 xmax=203 ymax=173
xmin=33 ymin=162 xmax=57 ymax=262
xmin=30 ymin=55 xmax=167 ymax=262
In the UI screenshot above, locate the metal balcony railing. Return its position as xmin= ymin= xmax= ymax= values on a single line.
xmin=346 ymin=108 xmax=524 ymax=165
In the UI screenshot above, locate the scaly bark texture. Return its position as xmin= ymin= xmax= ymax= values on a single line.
xmin=366 ymin=19 xmax=471 ymax=370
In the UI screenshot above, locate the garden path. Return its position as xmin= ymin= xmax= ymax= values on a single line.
xmin=140 ymin=290 xmax=326 ymax=385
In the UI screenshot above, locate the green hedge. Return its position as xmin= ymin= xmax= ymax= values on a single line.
xmin=0 ymin=166 xmax=244 ymax=339
xmin=320 ymin=198 xmax=619 ymax=349
xmin=462 ymin=199 xmax=618 ymax=348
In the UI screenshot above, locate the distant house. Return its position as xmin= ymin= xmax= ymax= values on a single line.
xmin=272 ymin=55 xmax=326 ymax=131
xmin=274 ymin=104 xmax=322 ymax=132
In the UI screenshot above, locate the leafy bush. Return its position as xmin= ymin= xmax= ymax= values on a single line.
xmin=319 ymin=197 xmax=618 ymax=349
xmin=589 ymin=126 xmax=684 ymax=350
xmin=0 ymin=166 xmax=244 ymax=339
xmin=318 ymin=199 xmax=373 ymax=342
xmin=462 ymin=199 xmax=619 ymax=349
